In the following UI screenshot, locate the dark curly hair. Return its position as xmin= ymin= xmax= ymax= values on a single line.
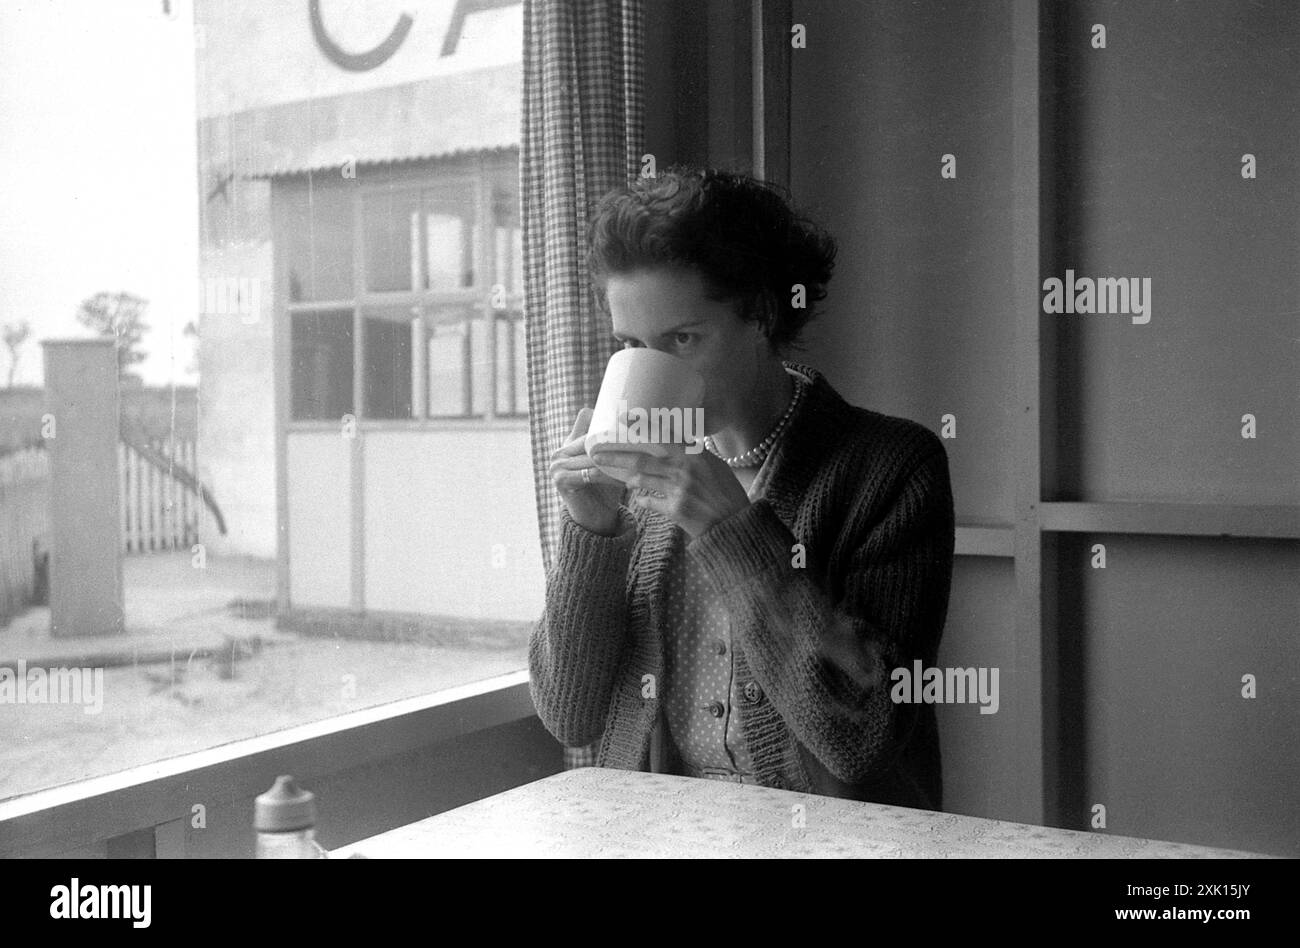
xmin=586 ymin=166 xmax=837 ymax=352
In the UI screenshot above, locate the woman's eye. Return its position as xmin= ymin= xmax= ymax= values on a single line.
xmin=673 ymin=333 xmax=694 ymax=347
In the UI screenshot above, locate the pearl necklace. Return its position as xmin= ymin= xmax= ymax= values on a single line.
xmin=704 ymin=374 xmax=807 ymax=468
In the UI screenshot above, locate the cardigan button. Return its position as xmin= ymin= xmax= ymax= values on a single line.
xmin=743 ymin=681 xmax=764 ymax=704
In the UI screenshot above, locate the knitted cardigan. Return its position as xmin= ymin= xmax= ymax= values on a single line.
xmin=528 ymin=363 xmax=955 ymax=809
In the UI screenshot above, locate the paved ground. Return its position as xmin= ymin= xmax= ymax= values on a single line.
xmin=1 ymin=554 xmax=288 ymax=668
xmin=0 ymin=553 xmax=531 ymax=802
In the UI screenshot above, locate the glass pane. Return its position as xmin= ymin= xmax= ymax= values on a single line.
xmin=291 ymin=310 xmax=353 ymax=420
xmin=0 ymin=0 xmax=538 ymax=811
xmin=492 ymin=180 xmax=521 ymax=293
xmin=493 ymin=225 xmax=513 ymax=294
xmin=512 ymin=228 xmax=524 ymax=295
xmin=469 ymin=316 xmax=491 ymax=415
xmin=427 ymin=316 xmax=468 ymax=416
xmin=494 ymin=315 xmax=513 ymax=416
xmin=363 ymin=316 xmax=412 ymax=419
xmin=422 ymin=185 xmax=477 ymax=290
xmin=363 ymin=189 xmax=419 ymax=292
xmin=514 ymin=317 xmax=528 ymax=415
xmin=283 ymin=182 xmax=353 ymax=302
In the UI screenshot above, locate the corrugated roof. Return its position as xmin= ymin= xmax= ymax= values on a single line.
xmin=202 ymin=63 xmax=520 ymax=178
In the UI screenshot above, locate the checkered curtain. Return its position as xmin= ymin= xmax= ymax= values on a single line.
xmin=521 ymin=0 xmax=644 ymax=575
xmin=521 ymin=0 xmax=644 ymax=771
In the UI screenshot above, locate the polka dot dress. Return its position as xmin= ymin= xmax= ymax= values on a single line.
xmin=663 ymin=549 xmax=758 ymax=775
xmin=661 ymin=374 xmax=801 ymax=778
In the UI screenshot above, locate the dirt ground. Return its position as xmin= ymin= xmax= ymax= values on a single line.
xmin=1 ymin=636 xmax=527 ymax=801
xmin=0 ymin=553 xmax=531 ymax=802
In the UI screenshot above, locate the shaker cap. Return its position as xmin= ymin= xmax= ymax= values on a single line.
xmin=254 ymin=775 xmax=317 ymax=832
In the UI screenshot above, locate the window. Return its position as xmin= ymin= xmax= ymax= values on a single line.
xmin=284 ymin=164 xmax=524 ymax=422
xmin=284 ymin=183 xmax=354 ymax=303
xmin=423 ymin=185 xmax=478 ymax=291
xmin=496 ymin=314 xmax=528 ymax=416
xmin=291 ymin=311 xmax=354 ymax=420
xmin=362 ymin=314 xmax=412 ymax=420
xmin=362 ymin=190 xmax=420 ymax=294
xmin=0 ymin=1 xmax=539 ymax=810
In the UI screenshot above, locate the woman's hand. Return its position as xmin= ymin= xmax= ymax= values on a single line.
xmin=549 ymin=408 xmax=627 ymax=536
xmin=590 ymin=442 xmax=751 ymax=539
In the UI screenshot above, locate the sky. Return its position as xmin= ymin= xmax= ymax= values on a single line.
xmin=0 ymin=0 xmax=200 ymax=387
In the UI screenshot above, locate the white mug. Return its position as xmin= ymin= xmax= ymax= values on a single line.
xmin=584 ymin=348 xmax=706 ymax=483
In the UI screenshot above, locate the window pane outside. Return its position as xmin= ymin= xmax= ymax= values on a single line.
xmin=363 ymin=315 xmax=413 ymax=420
xmin=284 ymin=183 xmax=353 ymax=302
xmin=291 ymin=310 xmax=354 ymax=420
xmin=423 ymin=184 xmax=477 ymax=291
xmin=427 ymin=314 xmax=469 ymax=417
xmin=0 ymin=2 xmax=538 ymax=806
xmin=363 ymin=189 xmax=419 ymax=293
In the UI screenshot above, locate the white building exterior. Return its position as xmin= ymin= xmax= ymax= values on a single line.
xmin=195 ymin=0 xmax=544 ymax=622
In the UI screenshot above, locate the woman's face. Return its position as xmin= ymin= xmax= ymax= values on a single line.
xmin=604 ymin=267 xmax=771 ymax=435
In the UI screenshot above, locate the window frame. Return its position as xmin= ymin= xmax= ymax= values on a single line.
xmin=0 ymin=671 xmax=533 ymax=858
xmin=281 ymin=151 xmax=528 ymax=429
xmin=0 ymin=154 xmax=534 ymax=854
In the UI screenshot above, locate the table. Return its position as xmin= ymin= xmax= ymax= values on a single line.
xmin=331 ymin=768 xmax=1266 ymax=858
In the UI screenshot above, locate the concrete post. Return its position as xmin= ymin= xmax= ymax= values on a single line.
xmin=42 ymin=338 xmax=124 ymax=638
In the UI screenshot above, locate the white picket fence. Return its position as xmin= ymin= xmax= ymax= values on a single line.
xmin=0 ymin=440 xmax=202 ymax=625
xmin=0 ymin=447 xmax=49 ymax=625
xmin=118 ymin=439 xmax=201 ymax=554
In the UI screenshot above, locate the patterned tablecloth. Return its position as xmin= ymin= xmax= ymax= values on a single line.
xmin=331 ymin=768 xmax=1265 ymax=859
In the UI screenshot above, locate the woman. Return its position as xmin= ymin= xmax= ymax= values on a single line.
xmin=529 ymin=167 xmax=955 ymax=808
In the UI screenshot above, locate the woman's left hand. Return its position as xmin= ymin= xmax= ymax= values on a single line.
xmin=589 ymin=443 xmax=751 ymax=539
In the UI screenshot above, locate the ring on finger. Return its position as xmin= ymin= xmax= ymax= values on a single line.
xmin=582 ymin=468 xmax=592 ymax=485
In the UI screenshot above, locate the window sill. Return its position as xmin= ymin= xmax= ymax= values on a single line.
xmin=0 ymin=670 xmax=533 ymax=858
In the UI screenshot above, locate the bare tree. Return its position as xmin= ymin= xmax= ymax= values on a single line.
xmin=76 ymin=291 xmax=150 ymax=381
xmin=2 ymin=319 xmax=31 ymax=387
